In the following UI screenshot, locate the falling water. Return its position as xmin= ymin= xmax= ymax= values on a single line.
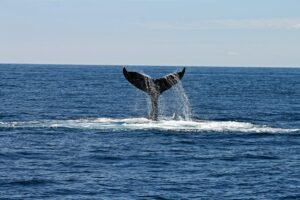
xmin=134 ymin=70 xmax=192 ymax=121
xmin=159 ymin=81 xmax=192 ymax=121
xmin=172 ymin=81 xmax=192 ymax=120
xmin=144 ymin=81 xmax=191 ymax=121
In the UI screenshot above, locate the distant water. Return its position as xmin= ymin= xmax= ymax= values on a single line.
xmin=0 ymin=64 xmax=300 ymax=199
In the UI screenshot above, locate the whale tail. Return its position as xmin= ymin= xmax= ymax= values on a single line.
xmin=123 ymin=67 xmax=185 ymax=95
xmin=123 ymin=67 xmax=185 ymax=120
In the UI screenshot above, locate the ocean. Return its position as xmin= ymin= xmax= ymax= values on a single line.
xmin=0 ymin=64 xmax=299 ymax=199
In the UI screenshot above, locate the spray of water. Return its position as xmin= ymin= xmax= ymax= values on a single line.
xmin=158 ymin=81 xmax=192 ymax=121
xmin=172 ymin=81 xmax=192 ymax=120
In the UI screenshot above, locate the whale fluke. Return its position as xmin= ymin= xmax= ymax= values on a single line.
xmin=123 ymin=67 xmax=185 ymax=120
xmin=154 ymin=67 xmax=185 ymax=94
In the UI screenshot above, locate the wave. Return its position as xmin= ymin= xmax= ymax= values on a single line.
xmin=0 ymin=118 xmax=298 ymax=133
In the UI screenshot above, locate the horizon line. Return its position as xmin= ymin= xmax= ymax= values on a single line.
xmin=0 ymin=62 xmax=299 ymax=69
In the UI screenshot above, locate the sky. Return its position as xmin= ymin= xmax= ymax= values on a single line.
xmin=0 ymin=0 xmax=300 ymax=67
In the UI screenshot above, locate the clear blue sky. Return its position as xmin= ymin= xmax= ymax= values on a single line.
xmin=0 ymin=0 xmax=300 ymax=67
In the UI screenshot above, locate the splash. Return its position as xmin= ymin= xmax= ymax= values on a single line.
xmin=0 ymin=118 xmax=298 ymax=133
xmin=159 ymin=81 xmax=192 ymax=120
xmin=171 ymin=81 xmax=192 ymax=120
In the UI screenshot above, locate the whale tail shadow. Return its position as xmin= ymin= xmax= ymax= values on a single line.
xmin=123 ymin=67 xmax=185 ymax=120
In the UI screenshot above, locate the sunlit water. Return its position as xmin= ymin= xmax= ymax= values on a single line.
xmin=1 ymin=64 xmax=300 ymax=199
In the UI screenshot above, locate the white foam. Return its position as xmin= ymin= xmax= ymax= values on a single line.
xmin=0 ymin=118 xmax=299 ymax=133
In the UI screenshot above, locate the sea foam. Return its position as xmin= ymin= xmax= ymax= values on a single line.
xmin=1 ymin=118 xmax=298 ymax=133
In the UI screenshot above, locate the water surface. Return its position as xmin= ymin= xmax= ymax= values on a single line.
xmin=0 ymin=64 xmax=299 ymax=199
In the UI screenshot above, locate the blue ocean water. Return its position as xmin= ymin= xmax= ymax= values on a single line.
xmin=0 ymin=64 xmax=299 ymax=199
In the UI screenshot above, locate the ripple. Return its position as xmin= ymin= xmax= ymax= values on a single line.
xmin=6 ymin=178 xmax=53 ymax=186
